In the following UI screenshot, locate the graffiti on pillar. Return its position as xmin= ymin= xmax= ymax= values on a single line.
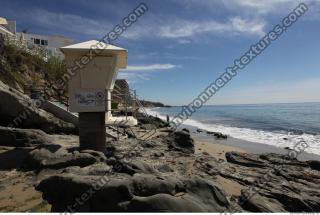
xmin=74 ymin=91 xmax=105 ymax=107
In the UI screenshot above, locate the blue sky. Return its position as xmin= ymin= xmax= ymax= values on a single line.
xmin=1 ymin=0 xmax=320 ymax=105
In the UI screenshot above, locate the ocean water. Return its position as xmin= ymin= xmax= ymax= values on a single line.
xmin=146 ymin=103 xmax=320 ymax=155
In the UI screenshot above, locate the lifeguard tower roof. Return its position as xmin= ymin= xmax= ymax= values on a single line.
xmin=0 ymin=17 xmax=8 ymax=25
xmin=60 ymin=40 xmax=127 ymax=68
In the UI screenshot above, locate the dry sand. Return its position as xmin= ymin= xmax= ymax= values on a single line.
xmin=194 ymin=139 xmax=246 ymax=196
xmin=195 ymin=140 xmax=246 ymax=161
xmin=0 ymin=169 xmax=50 ymax=212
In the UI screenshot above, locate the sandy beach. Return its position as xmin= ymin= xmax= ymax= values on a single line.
xmin=188 ymin=125 xmax=320 ymax=161
xmin=195 ymin=139 xmax=245 ymax=161
xmin=194 ymin=140 xmax=246 ymax=196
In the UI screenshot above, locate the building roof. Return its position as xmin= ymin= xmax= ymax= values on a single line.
xmin=0 ymin=25 xmax=14 ymax=36
xmin=0 ymin=17 xmax=8 ymax=25
xmin=60 ymin=40 xmax=128 ymax=68
xmin=60 ymin=40 xmax=126 ymax=51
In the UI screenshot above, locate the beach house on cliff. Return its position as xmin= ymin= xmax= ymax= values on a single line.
xmin=16 ymin=33 xmax=73 ymax=59
xmin=0 ymin=16 xmax=73 ymax=59
xmin=0 ymin=17 xmax=15 ymax=36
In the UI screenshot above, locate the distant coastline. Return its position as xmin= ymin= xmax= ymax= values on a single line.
xmin=140 ymin=100 xmax=171 ymax=108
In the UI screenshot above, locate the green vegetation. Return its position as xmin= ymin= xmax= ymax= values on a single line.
xmin=111 ymin=102 xmax=119 ymax=110
xmin=0 ymin=35 xmax=67 ymax=93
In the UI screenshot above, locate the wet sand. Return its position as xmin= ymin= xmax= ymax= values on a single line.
xmin=185 ymin=125 xmax=320 ymax=161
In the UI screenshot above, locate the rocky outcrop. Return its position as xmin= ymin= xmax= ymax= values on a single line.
xmin=32 ymin=131 xmax=320 ymax=213
xmin=0 ymin=80 xmax=77 ymax=134
xmin=136 ymin=112 xmax=169 ymax=128
xmin=307 ymin=160 xmax=320 ymax=171
xmin=36 ymin=173 xmax=230 ymax=212
xmin=195 ymin=128 xmax=228 ymax=139
xmin=165 ymin=131 xmax=195 ymax=154
xmin=139 ymin=100 xmax=170 ymax=108
xmin=1 ymin=121 xmax=318 ymax=213
xmin=27 ymin=147 xmax=105 ymax=170
xmin=206 ymin=131 xmax=228 ymax=139
xmin=0 ymin=126 xmax=52 ymax=147
xmin=224 ymin=152 xmax=320 ymax=212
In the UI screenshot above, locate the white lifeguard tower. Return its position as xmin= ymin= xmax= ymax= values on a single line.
xmin=61 ymin=40 xmax=136 ymax=151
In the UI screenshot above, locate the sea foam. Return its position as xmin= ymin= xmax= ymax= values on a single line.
xmin=145 ymin=108 xmax=320 ymax=156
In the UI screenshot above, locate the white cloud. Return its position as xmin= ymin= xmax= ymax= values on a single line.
xmin=118 ymin=63 xmax=178 ymax=83
xmin=16 ymin=5 xmax=269 ymax=42
xmin=23 ymin=8 xmax=112 ymax=37
xmin=124 ymin=64 xmax=178 ymax=71
xmin=180 ymin=0 xmax=319 ymax=15
xmin=15 ymin=0 xmax=320 ymax=43
xmin=117 ymin=72 xmax=150 ymax=83
xmin=223 ymin=0 xmax=297 ymax=14
xmin=124 ymin=16 xmax=266 ymax=40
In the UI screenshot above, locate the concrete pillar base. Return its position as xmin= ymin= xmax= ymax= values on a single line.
xmin=79 ymin=112 xmax=106 ymax=152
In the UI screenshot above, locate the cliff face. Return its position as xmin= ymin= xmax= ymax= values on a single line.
xmin=0 ymin=35 xmax=66 ymax=92
xmin=0 ymin=80 xmax=77 ymax=133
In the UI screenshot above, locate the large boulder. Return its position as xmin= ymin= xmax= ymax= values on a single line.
xmin=165 ymin=131 xmax=194 ymax=154
xmin=63 ymin=162 xmax=112 ymax=176
xmin=307 ymin=160 xmax=320 ymax=171
xmin=0 ymin=80 xmax=77 ymax=134
xmin=136 ymin=113 xmax=169 ymax=128
xmin=0 ymin=126 xmax=52 ymax=147
xmin=27 ymin=147 xmax=100 ymax=170
xmin=36 ymin=173 xmax=230 ymax=212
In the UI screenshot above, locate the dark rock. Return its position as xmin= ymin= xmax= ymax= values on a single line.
xmin=181 ymin=128 xmax=190 ymax=133
xmin=136 ymin=113 xmax=169 ymax=128
xmin=166 ymin=131 xmax=194 ymax=154
xmin=307 ymin=160 xmax=320 ymax=171
xmin=215 ymin=133 xmax=227 ymax=139
xmin=241 ymin=193 xmax=286 ymax=212
xmin=153 ymin=152 xmax=164 ymax=157
xmin=80 ymin=149 xmax=107 ymax=162
xmin=142 ymin=141 xmax=155 ymax=148
xmin=63 ymin=162 xmax=112 ymax=175
xmin=37 ymin=173 xmax=231 ymax=212
xmin=140 ymin=124 xmax=156 ymax=130
xmin=202 ymin=151 xmax=210 ymax=156
xmin=206 ymin=131 xmax=227 ymax=139
xmin=106 ymin=157 xmax=117 ymax=165
xmin=114 ymin=160 xmax=158 ymax=175
xmin=39 ymin=153 xmax=98 ymax=169
xmin=157 ymin=164 xmax=173 ymax=173
xmin=27 ymin=145 xmax=68 ymax=169
xmin=225 ymin=152 xmax=266 ymax=168
xmin=259 ymin=153 xmax=307 ymax=167
xmin=196 ymin=129 xmax=203 ymax=133
xmin=30 ymin=126 xmax=320 ymax=213
xmin=225 ymin=152 xmax=320 ymax=212
xmin=0 ymin=126 xmax=52 ymax=147
xmin=27 ymin=147 xmax=98 ymax=170
xmin=124 ymin=193 xmax=207 ymax=212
